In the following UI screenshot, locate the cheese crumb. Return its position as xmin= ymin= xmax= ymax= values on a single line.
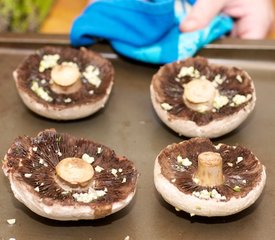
xmin=177 ymin=155 xmax=192 ymax=167
xmin=227 ymin=162 xmax=233 ymax=167
xmin=236 ymin=75 xmax=243 ymax=83
xmin=95 ymin=166 xmax=104 ymax=173
xmin=232 ymin=94 xmax=248 ymax=106
xmin=31 ymin=81 xmax=53 ymax=102
xmin=34 ymin=186 xmax=40 ymax=192
xmin=122 ymin=177 xmax=127 ymax=183
xmin=236 ymin=156 xmax=244 ymax=164
xmin=233 ymin=186 xmax=241 ymax=192
xmin=82 ymin=153 xmax=95 ymax=164
xmin=118 ymin=168 xmax=123 ymax=173
xmin=64 ymin=98 xmax=72 ymax=103
xmin=111 ymin=168 xmax=118 ymax=177
xmin=97 ymin=147 xmax=102 ymax=154
xmin=213 ymin=74 xmax=224 ymax=85
xmin=24 ymin=173 xmax=32 ymax=178
xmin=39 ymin=158 xmax=45 ymax=165
xmin=124 ymin=236 xmax=130 ymax=240
xmin=161 ymin=102 xmax=173 ymax=111
xmin=83 ymin=65 xmax=101 ymax=88
xmin=7 ymin=219 xmax=16 ymax=225
xmin=73 ymin=188 xmax=106 ymax=203
xmin=213 ymin=95 xmax=229 ymax=109
xmin=215 ymin=143 xmax=223 ymax=150
xmin=32 ymin=146 xmax=38 ymax=152
xmin=39 ymin=54 xmax=60 ymax=72
xmin=177 ymin=66 xmax=200 ymax=78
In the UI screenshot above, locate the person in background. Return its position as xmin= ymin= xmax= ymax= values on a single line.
xmin=180 ymin=0 xmax=274 ymax=39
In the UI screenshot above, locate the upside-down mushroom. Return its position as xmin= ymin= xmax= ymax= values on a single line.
xmin=14 ymin=46 xmax=114 ymax=120
xmin=2 ymin=129 xmax=138 ymax=220
xmin=154 ymin=138 xmax=266 ymax=217
xmin=150 ymin=57 xmax=256 ymax=138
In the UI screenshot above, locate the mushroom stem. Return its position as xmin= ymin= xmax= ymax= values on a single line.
xmin=56 ymin=157 xmax=94 ymax=188
xmin=183 ymin=79 xmax=216 ymax=112
xmin=194 ymin=152 xmax=224 ymax=187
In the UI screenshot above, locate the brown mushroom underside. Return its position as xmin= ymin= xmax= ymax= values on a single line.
xmin=16 ymin=47 xmax=114 ymax=108
xmin=152 ymin=57 xmax=254 ymax=126
xmin=158 ymin=138 xmax=263 ymax=200
xmin=4 ymin=129 xmax=138 ymax=216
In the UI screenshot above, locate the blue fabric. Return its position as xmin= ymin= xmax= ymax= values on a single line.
xmin=70 ymin=0 xmax=233 ymax=64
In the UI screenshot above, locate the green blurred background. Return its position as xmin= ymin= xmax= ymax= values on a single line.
xmin=0 ymin=0 xmax=53 ymax=32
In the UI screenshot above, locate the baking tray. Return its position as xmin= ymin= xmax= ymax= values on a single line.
xmin=1 ymin=33 xmax=275 ymax=240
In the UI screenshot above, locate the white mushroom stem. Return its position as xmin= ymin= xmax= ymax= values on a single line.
xmin=183 ymin=79 xmax=217 ymax=112
xmin=56 ymin=157 xmax=94 ymax=187
xmin=194 ymin=152 xmax=224 ymax=187
xmin=51 ymin=63 xmax=81 ymax=87
xmin=50 ymin=63 xmax=82 ymax=94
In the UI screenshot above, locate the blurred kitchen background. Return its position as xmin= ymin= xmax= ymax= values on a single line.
xmin=1 ymin=0 xmax=275 ymax=38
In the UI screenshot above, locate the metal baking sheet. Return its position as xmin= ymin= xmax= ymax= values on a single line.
xmin=1 ymin=34 xmax=275 ymax=240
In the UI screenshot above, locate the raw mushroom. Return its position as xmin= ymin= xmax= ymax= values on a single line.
xmin=13 ymin=46 xmax=114 ymax=120
xmin=2 ymin=129 xmax=138 ymax=221
xmin=150 ymin=57 xmax=256 ymax=138
xmin=154 ymin=138 xmax=266 ymax=217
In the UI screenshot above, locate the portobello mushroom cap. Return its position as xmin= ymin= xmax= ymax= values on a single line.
xmin=150 ymin=57 xmax=256 ymax=138
xmin=14 ymin=46 xmax=114 ymax=120
xmin=2 ymin=129 xmax=138 ymax=221
xmin=154 ymin=138 xmax=266 ymax=217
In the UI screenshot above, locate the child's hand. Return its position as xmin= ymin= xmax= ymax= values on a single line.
xmin=180 ymin=0 xmax=274 ymax=39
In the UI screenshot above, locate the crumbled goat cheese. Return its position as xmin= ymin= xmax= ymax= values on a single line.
xmin=122 ymin=177 xmax=127 ymax=183
xmin=73 ymin=188 xmax=106 ymax=203
xmin=64 ymin=98 xmax=72 ymax=103
xmin=31 ymin=81 xmax=53 ymax=102
xmin=227 ymin=162 xmax=233 ymax=167
xmin=236 ymin=156 xmax=244 ymax=164
xmin=192 ymin=189 xmax=226 ymax=201
xmin=39 ymin=158 xmax=44 ymax=164
xmin=82 ymin=153 xmax=94 ymax=164
xmin=215 ymin=143 xmax=223 ymax=150
xmin=236 ymin=75 xmax=243 ymax=83
xmin=57 ymin=151 xmax=62 ymax=157
xmin=171 ymin=178 xmax=176 ymax=183
xmin=32 ymin=146 xmax=38 ymax=152
xmin=233 ymin=186 xmax=241 ymax=192
xmin=161 ymin=102 xmax=173 ymax=111
xmin=24 ymin=173 xmax=32 ymax=178
xmin=95 ymin=166 xmax=104 ymax=173
xmin=34 ymin=186 xmax=40 ymax=192
xmin=232 ymin=94 xmax=249 ymax=106
xmin=111 ymin=168 xmax=118 ymax=177
xmin=7 ymin=219 xmax=16 ymax=225
xmin=39 ymin=54 xmax=60 ymax=72
xmin=177 ymin=155 xmax=192 ymax=167
xmin=177 ymin=66 xmax=200 ymax=78
xmin=213 ymin=95 xmax=229 ymax=109
xmin=97 ymin=147 xmax=102 ymax=154
xmin=83 ymin=65 xmax=101 ymax=88
xmin=213 ymin=74 xmax=225 ymax=85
